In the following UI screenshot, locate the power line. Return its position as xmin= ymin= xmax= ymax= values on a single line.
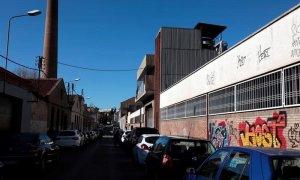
xmin=58 ymin=61 xmax=139 ymax=72
xmin=0 ymin=54 xmax=38 ymax=71
xmin=0 ymin=54 xmax=141 ymax=72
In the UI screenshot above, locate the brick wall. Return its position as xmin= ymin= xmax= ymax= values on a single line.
xmin=160 ymin=116 xmax=207 ymax=139
xmin=159 ymin=107 xmax=300 ymax=150
xmin=208 ymin=107 xmax=300 ymax=150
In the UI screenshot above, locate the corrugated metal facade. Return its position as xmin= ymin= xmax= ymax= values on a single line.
xmin=160 ymin=27 xmax=218 ymax=92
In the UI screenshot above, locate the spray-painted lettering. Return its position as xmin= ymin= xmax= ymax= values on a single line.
xmin=239 ymin=111 xmax=287 ymax=148
xmin=207 ymin=71 xmax=215 ymax=86
xmin=291 ymin=22 xmax=300 ymax=58
xmin=237 ymin=55 xmax=246 ymax=68
xmin=258 ymin=45 xmax=271 ymax=62
xmin=288 ymin=123 xmax=300 ymax=148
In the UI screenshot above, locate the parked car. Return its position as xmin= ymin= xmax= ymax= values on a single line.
xmin=129 ymin=127 xmax=159 ymax=149
xmin=145 ymin=136 xmax=215 ymax=180
xmin=0 ymin=133 xmax=60 ymax=172
xmin=55 ymin=130 xmax=84 ymax=148
xmin=121 ymin=130 xmax=131 ymax=144
xmin=188 ymin=146 xmax=300 ymax=180
xmin=132 ymin=134 xmax=160 ymax=166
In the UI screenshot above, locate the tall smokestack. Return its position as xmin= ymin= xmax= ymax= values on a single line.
xmin=42 ymin=0 xmax=58 ymax=78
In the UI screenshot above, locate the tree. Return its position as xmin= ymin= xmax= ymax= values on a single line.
xmin=14 ymin=67 xmax=38 ymax=79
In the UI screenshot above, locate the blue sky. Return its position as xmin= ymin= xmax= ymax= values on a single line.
xmin=0 ymin=0 xmax=299 ymax=109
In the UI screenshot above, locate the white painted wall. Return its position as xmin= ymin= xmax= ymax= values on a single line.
xmin=161 ymin=5 xmax=300 ymax=108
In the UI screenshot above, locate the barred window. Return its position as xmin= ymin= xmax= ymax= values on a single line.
xmin=161 ymin=108 xmax=167 ymax=120
xmin=160 ymin=95 xmax=206 ymax=120
xmin=186 ymin=95 xmax=206 ymax=117
xmin=236 ymin=71 xmax=282 ymax=111
xmin=284 ymin=65 xmax=300 ymax=106
xmin=167 ymin=105 xmax=175 ymax=119
xmin=174 ymin=102 xmax=186 ymax=118
xmin=209 ymin=87 xmax=235 ymax=114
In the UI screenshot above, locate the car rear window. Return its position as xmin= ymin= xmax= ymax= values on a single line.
xmin=59 ymin=131 xmax=76 ymax=136
xmin=145 ymin=136 xmax=159 ymax=144
xmin=272 ymin=157 xmax=300 ymax=179
xmin=136 ymin=128 xmax=158 ymax=136
xmin=170 ymin=140 xmax=215 ymax=154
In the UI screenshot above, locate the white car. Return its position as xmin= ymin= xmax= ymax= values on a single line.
xmin=55 ymin=130 xmax=84 ymax=148
xmin=121 ymin=130 xmax=131 ymax=143
xmin=132 ymin=134 xmax=160 ymax=166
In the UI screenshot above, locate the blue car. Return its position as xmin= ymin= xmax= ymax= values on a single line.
xmin=184 ymin=146 xmax=300 ymax=180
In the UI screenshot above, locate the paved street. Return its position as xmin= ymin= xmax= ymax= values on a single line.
xmin=4 ymin=136 xmax=144 ymax=180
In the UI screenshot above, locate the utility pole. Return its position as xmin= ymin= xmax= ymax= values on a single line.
xmin=37 ymin=56 xmax=44 ymax=79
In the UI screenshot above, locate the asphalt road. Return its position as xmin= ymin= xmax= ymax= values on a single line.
xmin=4 ymin=136 xmax=144 ymax=180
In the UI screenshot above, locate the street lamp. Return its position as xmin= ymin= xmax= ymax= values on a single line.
xmin=5 ymin=9 xmax=42 ymax=70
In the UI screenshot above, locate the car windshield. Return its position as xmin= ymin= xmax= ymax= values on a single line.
xmin=59 ymin=131 xmax=76 ymax=136
xmin=272 ymin=157 xmax=300 ymax=179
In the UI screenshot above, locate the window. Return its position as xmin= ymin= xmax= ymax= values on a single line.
xmin=160 ymin=95 xmax=206 ymax=120
xmin=160 ymin=107 xmax=167 ymax=120
xmin=137 ymin=136 xmax=143 ymax=143
xmin=236 ymin=71 xmax=282 ymax=111
xmin=145 ymin=136 xmax=160 ymax=144
xmin=220 ymin=151 xmax=250 ymax=180
xmin=209 ymin=87 xmax=235 ymax=114
xmin=186 ymin=95 xmax=206 ymax=117
xmin=167 ymin=105 xmax=175 ymax=119
xmin=197 ymin=149 xmax=230 ymax=179
xmin=272 ymin=157 xmax=300 ymax=179
xmin=153 ymin=137 xmax=168 ymax=152
xmin=174 ymin=102 xmax=186 ymax=118
xmin=284 ymin=64 xmax=300 ymax=106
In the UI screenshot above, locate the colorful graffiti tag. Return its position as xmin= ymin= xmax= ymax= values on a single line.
xmin=238 ymin=111 xmax=287 ymax=148
xmin=210 ymin=121 xmax=228 ymax=149
xmin=210 ymin=120 xmax=239 ymax=149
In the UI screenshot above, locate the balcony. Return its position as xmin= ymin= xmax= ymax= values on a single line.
xmin=137 ymin=55 xmax=154 ymax=80
xmin=136 ymin=75 xmax=154 ymax=102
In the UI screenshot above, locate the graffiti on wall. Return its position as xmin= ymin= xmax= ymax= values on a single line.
xmin=210 ymin=121 xmax=228 ymax=149
xmin=239 ymin=111 xmax=287 ymax=148
xmin=288 ymin=123 xmax=300 ymax=148
xmin=209 ymin=120 xmax=239 ymax=149
xmin=237 ymin=55 xmax=246 ymax=69
xmin=258 ymin=45 xmax=271 ymax=62
xmin=206 ymin=71 xmax=215 ymax=86
xmin=228 ymin=121 xmax=239 ymax=144
xmin=291 ymin=20 xmax=300 ymax=58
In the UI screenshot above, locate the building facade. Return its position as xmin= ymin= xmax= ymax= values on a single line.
xmin=159 ymin=4 xmax=300 ymax=150
xmin=154 ymin=23 xmax=226 ymax=131
xmin=0 ymin=68 xmax=34 ymax=139
xmin=136 ymin=54 xmax=155 ymax=128
xmin=69 ymin=95 xmax=84 ymax=130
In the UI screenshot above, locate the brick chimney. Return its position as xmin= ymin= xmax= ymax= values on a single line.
xmin=42 ymin=0 xmax=58 ymax=78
